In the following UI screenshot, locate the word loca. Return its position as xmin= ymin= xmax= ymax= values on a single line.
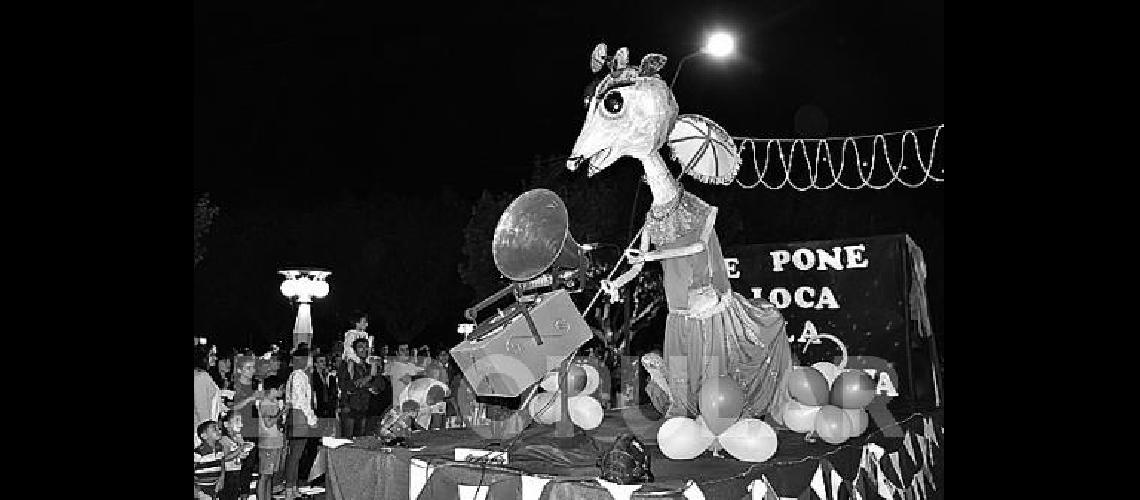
xmin=751 ymin=286 xmax=840 ymax=310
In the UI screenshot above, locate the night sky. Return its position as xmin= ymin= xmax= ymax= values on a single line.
xmin=194 ymin=0 xmax=944 ymax=352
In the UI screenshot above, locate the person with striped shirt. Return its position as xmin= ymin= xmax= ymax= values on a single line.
xmin=194 ymin=420 xmax=244 ymax=500
xmin=218 ymin=413 xmax=255 ymax=500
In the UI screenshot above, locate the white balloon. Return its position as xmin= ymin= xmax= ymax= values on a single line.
xmin=783 ymin=399 xmax=822 ymax=433
xmin=815 ymin=405 xmax=852 ymax=444
xmin=718 ymin=418 xmax=778 ymax=462
xmin=568 ymin=395 xmax=603 ymax=430
xmin=843 ymin=408 xmax=869 ymax=437
xmin=395 ymin=377 xmax=448 ymax=415
xmin=580 ymin=364 xmax=601 ymax=395
xmin=811 ymin=362 xmax=840 ymax=387
xmin=540 ymin=372 xmax=559 ymax=392
xmin=657 ymin=417 xmax=717 ymax=460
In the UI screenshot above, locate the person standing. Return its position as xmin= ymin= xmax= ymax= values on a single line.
xmin=218 ymin=412 xmax=255 ymax=500
xmin=437 ymin=350 xmax=463 ymax=427
xmin=341 ymin=312 xmax=371 ymax=367
xmin=284 ymin=346 xmax=319 ymax=500
xmin=210 ymin=355 xmax=234 ymax=391
xmin=229 ymin=355 xmax=261 ymax=493
xmin=387 ymin=344 xmax=423 ymax=411
xmin=337 ymin=338 xmax=373 ymax=438
xmin=230 ymin=356 xmax=261 ymax=431
xmin=424 ymin=350 xmax=449 ymax=383
xmin=327 ymin=350 xmax=345 ymax=435
xmin=194 ymin=345 xmax=222 ymax=447
xmin=275 ymin=351 xmax=292 ymax=380
xmin=263 ymin=352 xmax=281 ymax=382
xmin=311 ymin=352 xmax=338 ymax=419
xmin=256 ymin=376 xmax=286 ymax=500
xmin=424 ymin=350 xmax=453 ymax=429
xmin=364 ymin=354 xmax=391 ymax=435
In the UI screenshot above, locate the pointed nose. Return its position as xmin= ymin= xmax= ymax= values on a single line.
xmin=568 ymin=120 xmax=597 ymax=171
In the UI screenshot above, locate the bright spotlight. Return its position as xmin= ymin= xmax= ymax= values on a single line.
xmin=704 ymin=32 xmax=735 ymax=58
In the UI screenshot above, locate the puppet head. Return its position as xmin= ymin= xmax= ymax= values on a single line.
xmin=568 ymin=44 xmax=677 ymax=177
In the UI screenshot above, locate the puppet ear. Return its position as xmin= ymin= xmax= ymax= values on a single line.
xmin=591 ymin=43 xmax=608 ymax=73
xmin=610 ymin=47 xmax=629 ymax=70
xmin=638 ymin=53 xmax=667 ymax=76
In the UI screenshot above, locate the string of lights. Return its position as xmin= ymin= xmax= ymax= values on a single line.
xmin=731 ymin=125 xmax=943 ymax=190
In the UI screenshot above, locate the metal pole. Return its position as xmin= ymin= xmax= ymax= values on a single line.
xmin=669 ymin=52 xmax=701 ymax=88
xmin=554 ymin=357 xmax=574 ymax=438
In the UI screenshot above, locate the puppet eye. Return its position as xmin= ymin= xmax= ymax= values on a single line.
xmin=602 ymin=91 xmax=624 ymax=115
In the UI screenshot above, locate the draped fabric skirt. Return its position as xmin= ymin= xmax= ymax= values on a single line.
xmin=650 ymin=291 xmax=795 ymax=423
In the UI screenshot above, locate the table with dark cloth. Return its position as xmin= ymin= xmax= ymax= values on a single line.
xmin=311 ymin=404 xmax=944 ymax=500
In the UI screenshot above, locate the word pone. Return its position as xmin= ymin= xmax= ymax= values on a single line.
xmin=769 ymin=245 xmax=870 ymax=273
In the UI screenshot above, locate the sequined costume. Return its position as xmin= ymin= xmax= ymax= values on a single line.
xmin=643 ymin=190 xmax=794 ymax=421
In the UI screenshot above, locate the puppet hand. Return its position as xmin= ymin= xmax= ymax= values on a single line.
xmin=624 ymin=249 xmax=646 ymax=265
xmin=600 ymin=280 xmax=623 ymax=303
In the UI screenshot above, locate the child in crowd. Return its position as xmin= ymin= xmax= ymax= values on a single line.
xmin=218 ymin=412 xmax=256 ymax=500
xmin=256 ymin=375 xmax=287 ymax=500
xmin=195 ymin=420 xmax=244 ymax=500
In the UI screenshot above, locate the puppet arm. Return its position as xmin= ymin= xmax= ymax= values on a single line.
xmin=605 ymin=230 xmax=652 ymax=293
xmin=636 ymin=242 xmax=706 ymax=263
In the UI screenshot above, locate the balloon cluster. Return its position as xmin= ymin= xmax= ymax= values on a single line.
xmin=395 ymin=377 xmax=450 ymax=429
xmin=656 ymin=376 xmax=778 ymax=463
xmin=528 ymin=364 xmax=604 ymax=430
xmin=782 ymin=362 xmax=875 ymax=444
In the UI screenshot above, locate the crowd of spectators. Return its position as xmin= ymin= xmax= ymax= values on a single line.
xmin=192 ymin=314 xmax=462 ymax=499
xmin=192 ymin=309 xmax=648 ymax=499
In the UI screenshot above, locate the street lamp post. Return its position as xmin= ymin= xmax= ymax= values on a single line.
xmin=279 ymin=268 xmax=331 ymax=349
xmin=669 ymin=31 xmax=737 ymax=88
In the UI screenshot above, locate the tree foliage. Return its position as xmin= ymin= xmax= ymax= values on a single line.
xmin=194 ymin=193 xmax=221 ymax=267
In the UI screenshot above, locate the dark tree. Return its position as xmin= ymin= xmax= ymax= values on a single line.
xmin=458 ymin=190 xmax=516 ymax=300
xmin=194 ymin=193 xmax=221 ymax=267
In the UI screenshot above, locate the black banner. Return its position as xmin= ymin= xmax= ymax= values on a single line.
xmin=724 ymin=234 xmax=936 ymax=405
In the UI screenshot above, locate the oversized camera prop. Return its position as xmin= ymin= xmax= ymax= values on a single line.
xmin=450 ymin=189 xmax=597 ymax=399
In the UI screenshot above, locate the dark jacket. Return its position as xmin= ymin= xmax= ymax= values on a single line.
xmin=337 ymin=360 xmax=373 ymax=414
xmin=311 ymin=369 xmax=338 ymax=418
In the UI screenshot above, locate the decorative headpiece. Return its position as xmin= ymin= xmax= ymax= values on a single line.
xmin=583 ymin=43 xmax=668 ymax=106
